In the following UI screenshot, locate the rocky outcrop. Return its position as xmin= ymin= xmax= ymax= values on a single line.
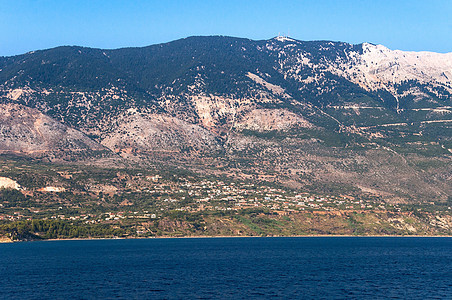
xmin=0 ymin=177 xmax=20 ymax=190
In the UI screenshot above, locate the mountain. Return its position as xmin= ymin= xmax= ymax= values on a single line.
xmin=0 ymin=36 xmax=451 ymax=202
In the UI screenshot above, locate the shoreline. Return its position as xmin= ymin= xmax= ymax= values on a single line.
xmin=35 ymin=234 xmax=452 ymax=242
xmin=3 ymin=234 xmax=452 ymax=243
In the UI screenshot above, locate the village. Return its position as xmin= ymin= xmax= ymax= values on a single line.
xmin=1 ymin=170 xmax=452 ymax=239
xmin=0 ymin=172 xmax=410 ymax=224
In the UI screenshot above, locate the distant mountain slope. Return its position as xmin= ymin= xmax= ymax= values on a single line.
xmin=1 ymin=36 xmax=451 ymax=126
xmin=0 ymin=103 xmax=106 ymax=155
xmin=0 ymin=36 xmax=450 ymax=202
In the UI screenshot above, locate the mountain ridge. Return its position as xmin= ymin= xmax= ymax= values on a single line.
xmin=0 ymin=35 xmax=450 ymax=203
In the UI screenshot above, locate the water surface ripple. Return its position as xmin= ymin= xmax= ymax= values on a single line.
xmin=1 ymin=237 xmax=451 ymax=299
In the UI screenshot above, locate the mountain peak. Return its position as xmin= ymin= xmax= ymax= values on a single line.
xmin=273 ymin=35 xmax=298 ymax=43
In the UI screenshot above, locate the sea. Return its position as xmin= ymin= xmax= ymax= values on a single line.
xmin=0 ymin=237 xmax=451 ymax=299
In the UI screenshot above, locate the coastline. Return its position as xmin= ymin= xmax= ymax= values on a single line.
xmin=38 ymin=234 xmax=452 ymax=242
xmin=3 ymin=233 xmax=452 ymax=244
xmin=0 ymin=237 xmax=13 ymax=243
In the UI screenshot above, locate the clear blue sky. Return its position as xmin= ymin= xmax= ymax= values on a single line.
xmin=1 ymin=0 xmax=451 ymax=56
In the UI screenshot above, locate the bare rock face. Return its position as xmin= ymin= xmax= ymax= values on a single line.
xmin=0 ymin=177 xmax=21 ymax=190
xmin=100 ymin=111 xmax=222 ymax=155
xmin=0 ymin=103 xmax=105 ymax=154
xmin=341 ymin=43 xmax=452 ymax=94
xmin=234 ymin=109 xmax=313 ymax=132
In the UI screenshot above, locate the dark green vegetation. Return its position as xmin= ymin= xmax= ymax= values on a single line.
xmin=2 ymin=208 xmax=452 ymax=241
xmin=0 ymin=220 xmax=124 ymax=241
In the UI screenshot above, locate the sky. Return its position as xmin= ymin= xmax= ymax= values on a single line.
xmin=1 ymin=0 xmax=451 ymax=56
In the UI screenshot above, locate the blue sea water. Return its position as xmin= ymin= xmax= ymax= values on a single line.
xmin=0 ymin=237 xmax=451 ymax=299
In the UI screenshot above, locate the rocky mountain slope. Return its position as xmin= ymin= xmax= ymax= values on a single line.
xmin=0 ymin=36 xmax=450 ymax=202
xmin=0 ymin=103 xmax=107 ymax=156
